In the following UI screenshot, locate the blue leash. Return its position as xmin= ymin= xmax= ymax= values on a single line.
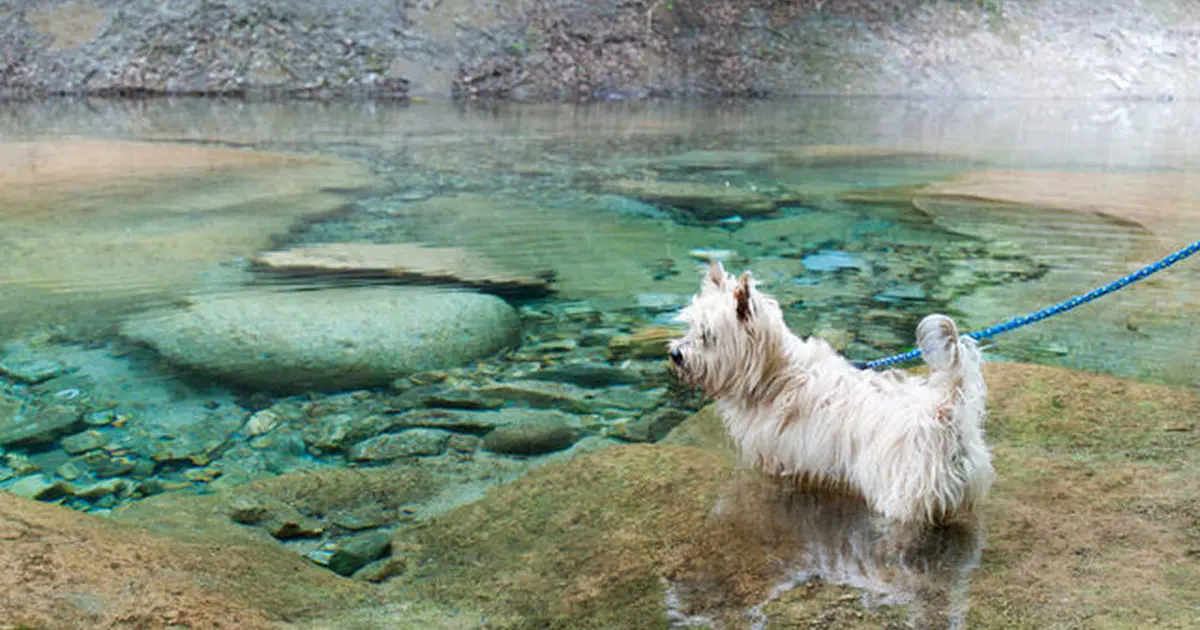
xmin=854 ymin=239 xmax=1200 ymax=370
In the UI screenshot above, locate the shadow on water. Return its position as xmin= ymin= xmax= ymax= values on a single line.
xmin=666 ymin=471 xmax=985 ymax=630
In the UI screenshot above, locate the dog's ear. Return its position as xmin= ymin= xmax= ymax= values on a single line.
xmin=706 ymin=260 xmax=726 ymax=289
xmin=734 ymin=271 xmax=753 ymax=322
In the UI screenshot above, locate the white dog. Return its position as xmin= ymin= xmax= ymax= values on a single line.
xmin=668 ymin=261 xmax=994 ymax=524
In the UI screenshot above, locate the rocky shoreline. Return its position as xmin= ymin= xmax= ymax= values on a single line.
xmin=8 ymin=0 xmax=1200 ymax=102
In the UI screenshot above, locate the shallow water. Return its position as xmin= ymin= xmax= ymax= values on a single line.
xmin=1 ymin=97 xmax=1198 ymax=628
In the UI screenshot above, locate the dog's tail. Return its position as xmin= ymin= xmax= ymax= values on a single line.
xmin=917 ymin=314 xmax=992 ymax=518
xmin=916 ymin=314 xmax=986 ymax=413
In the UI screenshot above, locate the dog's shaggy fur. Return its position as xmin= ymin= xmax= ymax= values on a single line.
xmin=669 ymin=261 xmax=994 ymax=524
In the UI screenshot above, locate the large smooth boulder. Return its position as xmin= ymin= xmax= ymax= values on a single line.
xmin=120 ymin=286 xmax=523 ymax=393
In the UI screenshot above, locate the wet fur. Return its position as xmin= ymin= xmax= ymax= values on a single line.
xmin=669 ymin=262 xmax=994 ymax=524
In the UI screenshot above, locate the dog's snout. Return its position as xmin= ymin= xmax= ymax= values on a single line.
xmin=669 ymin=347 xmax=684 ymax=365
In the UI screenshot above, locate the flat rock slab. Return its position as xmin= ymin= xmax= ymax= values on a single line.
xmin=120 ymin=286 xmax=523 ymax=393
xmin=251 ymin=242 xmax=554 ymax=299
xmin=0 ymin=397 xmax=84 ymax=447
xmin=845 ymin=170 xmax=1200 ymax=238
xmin=0 ymin=139 xmax=381 ymax=340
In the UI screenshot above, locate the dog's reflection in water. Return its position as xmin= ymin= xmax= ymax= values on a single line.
xmin=663 ymin=472 xmax=986 ymax=630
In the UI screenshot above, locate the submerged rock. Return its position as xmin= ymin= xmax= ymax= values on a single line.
xmin=8 ymin=473 xmax=72 ymax=501
xmin=349 ymin=429 xmax=453 ymax=461
xmin=0 ymin=400 xmax=84 ymax=447
xmin=121 ymin=286 xmax=523 ymax=393
xmin=606 ymin=326 xmax=680 ymax=361
xmin=250 ymin=242 xmax=554 ymax=299
xmin=598 ymin=179 xmax=777 ymax=220
xmin=531 ymin=363 xmax=644 ymax=388
xmin=482 ymin=409 xmax=584 ymax=455
xmin=885 ymin=170 xmax=1200 ymax=237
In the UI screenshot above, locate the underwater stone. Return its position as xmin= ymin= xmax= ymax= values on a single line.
xmin=84 ymin=410 xmax=118 ymax=426
xmin=8 ymin=474 xmax=72 ymax=501
xmin=54 ymin=462 xmax=83 ymax=481
xmin=606 ymin=408 xmax=692 ymax=443
xmin=73 ymin=478 xmax=129 ymax=501
xmin=607 ymin=327 xmax=680 ymax=362
xmin=473 ymin=380 xmax=647 ymax=417
xmin=532 ymin=363 xmax=644 ymax=389
xmin=598 ymin=180 xmax=776 ymax=220
xmin=302 ymin=413 xmax=398 ymax=453
xmin=120 ymin=286 xmax=523 ymax=394
xmin=875 ymin=284 xmax=928 ymax=302
xmin=61 ymin=430 xmax=108 ymax=455
xmin=482 ymin=409 xmax=583 ymax=456
xmin=0 ymin=402 xmax=84 ymax=447
xmin=388 ymin=408 xmax=510 ymax=434
xmin=349 ymin=429 xmax=453 ymax=461
xmin=595 ymin=194 xmax=672 ymax=220
xmin=78 ymin=452 xmax=136 ymax=478
xmin=249 ymin=242 xmax=553 ymax=300
xmin=801 ymin=250 xmax=867 ymax=272
xmin=0 ymin=355 xmax=70 ymax=385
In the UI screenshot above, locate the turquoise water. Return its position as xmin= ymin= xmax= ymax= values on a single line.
xmin=1 ymin=98 xmax=1198 ymax=628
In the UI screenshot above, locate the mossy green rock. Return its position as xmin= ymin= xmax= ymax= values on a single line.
xmin=120 ymin=286 xmax=523 ymax=393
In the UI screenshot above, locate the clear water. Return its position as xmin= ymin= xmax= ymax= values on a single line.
xmin=1 ymin=98 xmax=1198 ymax=628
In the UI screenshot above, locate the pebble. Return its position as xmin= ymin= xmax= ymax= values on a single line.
xmin=243 ymin=409 xmax=281 ymax=437
xmin=84 ymin=410 xmax=120 ymax=427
